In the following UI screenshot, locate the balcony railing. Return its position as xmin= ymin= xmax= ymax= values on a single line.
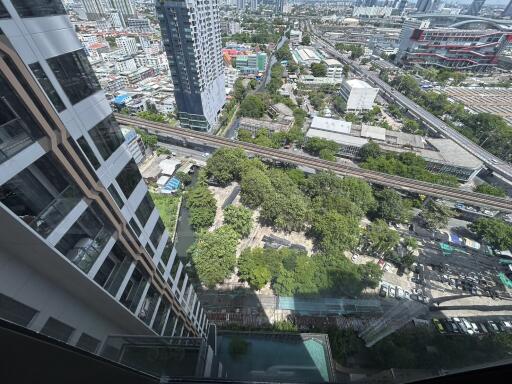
xmin=65 ymin=227 xmax=113 ymax=273
xmin=29 ymin=184 xmax=82 ymax=238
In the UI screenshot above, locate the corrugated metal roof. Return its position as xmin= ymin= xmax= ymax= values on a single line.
xmin=311 ymin=117 xmax=352 ymax=134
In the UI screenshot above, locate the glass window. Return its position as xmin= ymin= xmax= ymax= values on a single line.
xmin=162 ymin=311 xmax=177 ymax=336
xmin=56 ymin=202 xmax=114 ymax=273
xmin=152 ymin=299 xmax=169 ymax=335
xmin=129 ymin=218 xmax=141 ymax=236
xmin=93 ymin=242 xmax=132 ymax=296
xmin=0 ymin=293 xmax=38 ymax=327
xmin=0 ymin=153 xmax=82 ymax=238
xmin=76 ymin=333 xmax=101 ymax=354
xmin=115 ymin=159 xmax=141 ymax=198
xmin=28 ymin=62 xmax=65 ymax=112
xmin=40 ymin=317 xmax=74 ymax=343
xmin=150 ymin=219 xmax=165 ymax=248
xmin=76 ymin=136 xmax=100 ymax=169
xmin=135 ymin=194 xmax=155 ymax=227
xmin=0 ymin=69 xmax=44 ymax=163
xmin=138 ymin=285 xmax=159 ymax=325
xmin=107 ymin=184 xmax=124 ymax=208
xmin=161 ymin=239 xmax=173 ymax=267
xmin=47 ymin=50 xmax=100 ymax=105
xmin=0 ymin=3 xmax=9 ymax=18
xmin=88 ymin=115 xmax=124 ymax=160
xmin=11 ymin=0 xmax=66 ymax=18
xmin=120 ymin=265 xmax=148 ymax=313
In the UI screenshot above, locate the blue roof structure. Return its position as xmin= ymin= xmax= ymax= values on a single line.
xmin=162 ymin=177 xmax=181 ymax=192
xmin=114 ymin=94 xmax=130 ymax=105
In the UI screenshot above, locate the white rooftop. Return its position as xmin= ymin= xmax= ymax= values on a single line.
xmin=324 ymin=58 xmax=342 ymax=66
xmin=310 ymin=116 xmax=352 ymax=134
xmin=361 ymin=124 xmax=386 ymax=141
xmin=159 ymin=158 xmax=181 ymax=176
xmin=306 ymin=128 xmax=369 ymax=146
xmin=345 ymin=79 xmax=374 ymax=89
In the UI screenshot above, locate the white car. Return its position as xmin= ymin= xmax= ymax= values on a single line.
xmin=396 ymin=287 xmax=404 ymax=299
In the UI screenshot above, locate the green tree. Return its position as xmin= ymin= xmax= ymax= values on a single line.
xmin=365 ymin=219 xmax=400 ymax=257
xmin=403 ymin=119 xmax=421 ymax=134
xmin=304 ymin=137 xmax=340 ymax=156
xmin=469 ymin=218 xmax=512 ymax=252
xmin=301 ymin=34 xmax=311 ymax=45
xmin=223 ymin=205 xmax=253 ymax=238
xmin=205 ymin=148 xmax=247 ymax=186
xmin=189 ymin=226 xmax=239 ymax=287
xmin=319 ymin=148 xmax=336 ymax=161
xmin=186 ymin=185 xmax=217 ymax=230
xmin=374 ymin=188 xmax=410 ymax=223
xmin=240 ymin=167 xmax=273 ymax=208
xmin=310 ymin=211 xmax=360 ymax=253
xmin=239 ymin=94 xmax=266 ymax=117
xmin=420 ymin=200 xmax=452 ymax=230
xmin=359 ymin=141 xmax=381 ymax=161
xmin=338 ymin=176 xmax=376 ymax=213
xmin=260 ymin=192 xmax=309 ymax=232
xmin=474 ymin=183 xmax=506 ymax=197
xmin=310 ymin=62 xmax=327 ymax=77
xmin=175 ymin=171 xmax=192 ymax=186
xmin=343 ymin=64 xmax=350 ymax=78
xmin=233 ymin=78 xmax=247 ymax=102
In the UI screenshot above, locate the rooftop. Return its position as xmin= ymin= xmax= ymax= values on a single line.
xmin=345 ymin=79 xmax=374 ymax=89
xmin=323 ymin=58 xmax=342 ymax=66
xmin=310 ymin=116 xmax=352 ymax=134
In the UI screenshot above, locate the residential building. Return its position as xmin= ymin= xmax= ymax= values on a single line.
xmin=109 ymin=0 xmax=136 ymax=21
xmin=339 ymin=79 xmax=379 ymax=111
xmin=396 ymin=26 xmax=512 ymax=72
xmin=115 ymin=57 xmax=137 ymax=72
xmin=352 ymin=6 xmax=393 ymax=17
xmin=121 ymin=128 xmax=146 ymax=164
xmin=81 ymin=0 xmax=107 ymax=20
xmin=116 ymin=36 xmax=138 ymax=56
xmin=127 ymin=18 xmax=152 ymax=32
xmin=0 ymin=0 xmax=208 ymax=359
xmin=157 ymin=0 xmax=226 ymax=132
xmin=324 ymin=58 xmax=344 ymax=79
xmin=416 ymin=0 xmax=433 ymax=12
xmin=108 ymin=11 xmax=125 ymax=29
xmin=224 ymin=66 xmax=240 ymax=89
xmin=306 ymin=118 xmax=483 ymax=180
xmin=289 ymin=29 xmax=303 ymax=45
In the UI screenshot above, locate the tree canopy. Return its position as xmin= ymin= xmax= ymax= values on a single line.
xmin=223 ymin=205 xmax=253 ymax=238
xmin=205 ymin=148 xmax=247 ymax=186
xmin=185 ymin=185 xmax=217 ymax=230
xmin=474 ymin=183 xmax=506 ymax=197
xmin=239 ymin=94 xmax=267 ymax=118
xmin=420 ymin=200 xmax=452 ymax=230
xmin=469 ymin=218 xmax=512 ymax=252
xmin=310 ymin=62 xmax=327 ymax=77
xmin=189 ymin=226 xmax=239 ymax=288
xmin=364 ymin=219 xmax=400 ymax=257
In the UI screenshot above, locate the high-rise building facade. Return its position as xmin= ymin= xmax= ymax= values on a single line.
xmin=157 ymin=0 xmax=225 ymax=132
xmin=503 ymin=0 xmax=512 ymax=17
xmin=0 ymin=0 xmax=208 ymax=354
xmin=415 ymin=0 xmax=433 ymax=12
xmin=467 ymin=0 xmax=485 ymax=16
xmin=109 ymin=0 xmax=135 ymax=21
xmin=81 ymin=0 xmax=107 ymax=20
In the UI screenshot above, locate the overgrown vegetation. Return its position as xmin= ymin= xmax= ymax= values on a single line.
xmin=150 ymin=192 xmax=181 ymax=236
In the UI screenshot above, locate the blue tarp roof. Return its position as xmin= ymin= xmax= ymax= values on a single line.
xmin=114 ymin=94 xmax=130 ymax=105
xmin=450 ymin=232 xmax=462 ymax=245
xmin=162 ymin=177 xmax=181 ymax=191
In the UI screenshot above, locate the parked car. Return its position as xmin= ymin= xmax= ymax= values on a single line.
xmin=488 ymin=321 xmax=500 ymax=333
xmin=396 ymin=287 xmax=404 ymax=299
xmin=404 ymin=291 xmax=411 ymax=300
xmin=379 ymin=285 xmax=388 ymax=297
xmin=389 ymin=286 xmax=396 ymax=297
xmin=433 ymin=319 xmax=445 ymax=333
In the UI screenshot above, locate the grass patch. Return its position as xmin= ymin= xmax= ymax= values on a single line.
xmin=150 ymin=192 xmax=182 ymax=236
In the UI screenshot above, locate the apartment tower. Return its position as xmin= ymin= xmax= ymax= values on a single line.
xmin=0 ymin=0 xmax=208 ymax=355
xmin=157 ymin=0 xmax=225 ymax=132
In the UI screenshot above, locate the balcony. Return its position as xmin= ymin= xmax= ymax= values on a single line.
xmin=28 ymin=184 xmax=82 ymax=238
xmin=64 ymin=226 xmax=113 ymax=273
xmin=0 ymin=118 xmax=36 ymax=164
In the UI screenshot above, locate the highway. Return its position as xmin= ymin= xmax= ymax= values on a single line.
xmin=310 ymin=30 xmax=512 ymax=184
xmin=114 ymin=114 xmax=512 ymax=212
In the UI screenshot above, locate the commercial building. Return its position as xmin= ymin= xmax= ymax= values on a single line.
xmin=292 ymin=48 xmax=323 ymax=66
xmin=339 ymin=79 xmax=379 ymax=112
xmin=352 ymin=6 xmax=393 ymax=17
xmin=109 ymin=0 xmax=135 ymax=21
xmin=127 ymin=18 xmax=152 ymax=32
xmin=396 ymin=25 xmax=512 ymax=72
xmin=0 ymin=0 xmax=208 ymax=360
xmin=233 ymin=52 xmax=267 ymax=73
xmin=306 ymin=117 xmax=483 ymax=180
xmin=157 ymin=0 xmax=226 ymax=131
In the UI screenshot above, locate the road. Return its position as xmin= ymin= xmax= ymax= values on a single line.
xmin=256 ymin=35 xmax=288 ymax=93
xmin=310 ymin=30 xmax=512 ymax=184
xmin=115 ymin=113 xmax=512 ymax=212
